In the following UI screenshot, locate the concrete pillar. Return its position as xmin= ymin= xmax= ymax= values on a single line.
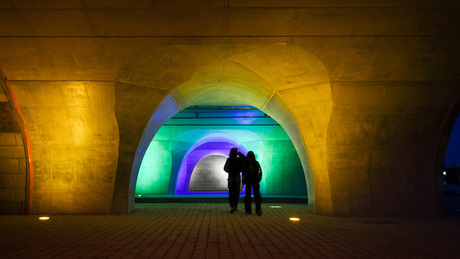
xmin=11 ymin=81 xmax=119 ymax=214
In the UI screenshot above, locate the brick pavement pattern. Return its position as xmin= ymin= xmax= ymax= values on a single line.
xmin=0 ymin=203 xmax=459 ymax=258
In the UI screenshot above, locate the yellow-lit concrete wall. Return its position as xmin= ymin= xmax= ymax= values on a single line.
xmin=0 ymin=1 xmax=459 ymax=216
xmin=11 ymin=82 xmax=119 ymax=214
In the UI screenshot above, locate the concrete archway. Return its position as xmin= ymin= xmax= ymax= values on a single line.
xmin=173 ymin=132 xmax=249 ymax=195
xmin=112 ymin=44 xmax=332 ymax=215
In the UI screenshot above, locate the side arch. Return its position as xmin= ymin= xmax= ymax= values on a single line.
xmin=435 ymin=97 xmax=460 ymax=216
xmin=0 ymin=68 xmax=33 ymax=214
xmin=172 ymin=132 xmax=250 ymax=195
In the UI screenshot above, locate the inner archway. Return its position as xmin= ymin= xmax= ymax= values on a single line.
xmin=176 ymin=141 xmax=245 ymax=195
xmin=135 ymin=106 xmax=307 ymax=198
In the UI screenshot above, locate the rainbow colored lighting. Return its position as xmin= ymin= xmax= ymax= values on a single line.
xmin=136 ymin=107 xmax=307 ymax=198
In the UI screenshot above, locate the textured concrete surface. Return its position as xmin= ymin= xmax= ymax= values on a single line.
xmin=0 ymin=203 xmax=459 ymax=258
xmin=0 ymin=0 xmax=459 ymax=217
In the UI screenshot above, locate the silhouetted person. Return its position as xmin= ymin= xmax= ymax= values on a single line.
xmin=224 ymin=148 xmax=246 ymax=213
xmin=242 ymin=151 xmax=262 ymax=216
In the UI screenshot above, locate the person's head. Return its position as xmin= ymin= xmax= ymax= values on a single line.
xmin=229 ymin=148 xmax=238 ymax=158
xmin=247 ymin=151 xmax=255 ymax=161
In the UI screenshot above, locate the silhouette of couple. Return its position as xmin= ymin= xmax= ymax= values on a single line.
xmin=223 ymin=148 xmax=262 ymax=216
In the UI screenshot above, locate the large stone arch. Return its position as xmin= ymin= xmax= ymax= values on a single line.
xmin=112 ymin=44 xmax=333 ymax=215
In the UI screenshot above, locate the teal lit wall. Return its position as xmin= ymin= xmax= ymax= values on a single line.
xmin=136 ymin=140 xmax=172 ymax=195
xmin=135 ymin=107 xmax=307 ymax=198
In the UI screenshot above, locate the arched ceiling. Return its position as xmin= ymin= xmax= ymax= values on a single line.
xmin=173 ymin=59 xmax=274 ymax=108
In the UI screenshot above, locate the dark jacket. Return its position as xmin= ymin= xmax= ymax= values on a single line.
xmin=224 ymin=157 xmax=245 ymax=179
xmin=242 ymin=160 xmax=262 ymax=185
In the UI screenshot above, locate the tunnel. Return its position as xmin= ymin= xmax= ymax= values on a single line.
xmin=134 ymin=106 xmax=307 ymax=199
xmin=1 ymin=1 xmax=459 ymax=217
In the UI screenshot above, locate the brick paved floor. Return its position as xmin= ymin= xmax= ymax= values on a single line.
xmin=0 ymin=203 xmax=459 ymax=258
